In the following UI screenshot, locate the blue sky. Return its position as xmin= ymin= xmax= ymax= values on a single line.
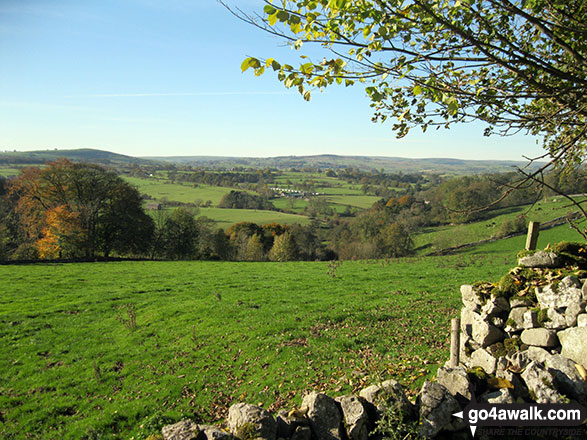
xmin=0 ymin=0 xmax=544 ymax=160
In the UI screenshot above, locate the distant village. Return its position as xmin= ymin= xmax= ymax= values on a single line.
xmin=269 ymin=187 xmax=324 ymax=198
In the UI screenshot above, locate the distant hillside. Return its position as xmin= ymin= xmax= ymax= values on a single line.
xmin=144 ymin=154 xmax=544 ymax=174
xmin=0 ymin=148 xmax=155 ymax=166
xmin=1 ymin=149 xmax=546 ymax=174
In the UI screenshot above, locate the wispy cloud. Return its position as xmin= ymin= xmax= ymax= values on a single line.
xmin=66 ymin=91 xmax=296 ymax=98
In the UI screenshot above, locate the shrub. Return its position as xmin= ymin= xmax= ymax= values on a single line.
xmin=496 ymin=214 xmax=526 ymax=238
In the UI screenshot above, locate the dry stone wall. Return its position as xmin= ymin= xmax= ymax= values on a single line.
xmin=158 ymin=243 xmax=587 ymax=440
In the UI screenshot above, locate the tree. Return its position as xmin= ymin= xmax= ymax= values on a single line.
xmin=233 ymin=0 xmax=585 ymax=165
xmin=36 ymin=205 xmax=85 ymax=259
xmin=162 ymin=208 xmax=198 ymax=260
xmin=269 ymin=232 xmax=298 ymax=261
xmin=379 ymin=222 xmax=414 ymax=257
xmin=227 ymin=0 xmax=587 ymax=231
xmin=245 ymin=233 xmax=266 ymax=261
xmin=9 ymin=160 xmax=154 ymax=259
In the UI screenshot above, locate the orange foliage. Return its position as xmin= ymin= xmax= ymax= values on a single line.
xmin=36 ymin=205 xmax=84 ymax=259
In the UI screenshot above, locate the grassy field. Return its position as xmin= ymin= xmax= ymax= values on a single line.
xmin=124 ymin=177 xmax=238 ymax=206
xmin=198 ymin=208 xmax=311 ymax=229
xmin=270 ymin=198 xmax=309 ymax=214
xmin=1 ymin=227 xmax=555 ymax=439
xmin=0 ymin=166 xmax=35 ymax=177
xmin=414 ymin=196 xmax=586 ymax=253
xmin=323 ymin=195 xmax=381 ymax=210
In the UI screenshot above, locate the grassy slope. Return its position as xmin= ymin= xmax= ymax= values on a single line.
xmin=198 ymin=208 xmax=311 ymax=229
xmin=0 ymin=167 xmax=21 ymax=177
xmin=0 ymin=231 xmax=545 ymax=439
xmin=3 ymin=223 xmax=582 ymax=439
xmin=414 ymin=196 xmax=586 ymax=254
xmin=123 ymin=177 xmax=237 ymax=206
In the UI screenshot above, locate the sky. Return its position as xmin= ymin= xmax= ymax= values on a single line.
xmin=0 ymin=0 xmax=545 ymax=161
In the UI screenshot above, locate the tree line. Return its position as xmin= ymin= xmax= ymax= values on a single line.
xmin=0 ymin=161 xmax=330 ymax=262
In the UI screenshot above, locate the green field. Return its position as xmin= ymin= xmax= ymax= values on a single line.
xmin=2 ymin=227 xmax=554 ymax=439
xmin=414 ymin=196 xmax=587 ymax=253
xmin=270 ymin=198 xmax=309 ymax=214
xmin=124 ymin=176 xmax=239 ymax=206
xmin=0 ymin=166 xmax=29 ymax=177
xmin=198 ymin=207 xmax=311 ymax=229
xmin=323 ymin=195 xmax=381 ymax=209
xmin=2 ymin=223 xmax=581 ymax=439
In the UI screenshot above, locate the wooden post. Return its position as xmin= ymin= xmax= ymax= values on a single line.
xmin=450 ymin=318 xmax=460 ymax=368
xmin=525 ymin=221 xmax=540 ymax=251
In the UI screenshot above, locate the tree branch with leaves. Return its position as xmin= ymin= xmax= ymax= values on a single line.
xmin=223 ymin=0 xmax=586 ymax=233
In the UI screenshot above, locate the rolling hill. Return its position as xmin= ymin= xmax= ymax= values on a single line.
xmin=1 ymin=148 xmax=546 ymax=174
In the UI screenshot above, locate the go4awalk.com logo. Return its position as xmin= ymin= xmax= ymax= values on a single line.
xmin=453 ymin=399 xmax=587 ymax=437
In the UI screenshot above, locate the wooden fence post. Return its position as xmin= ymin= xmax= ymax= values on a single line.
xmin=450 ymin=318 xmax=460 ymax=367
xmin=525 ymin=221 xmax=540 ymax=251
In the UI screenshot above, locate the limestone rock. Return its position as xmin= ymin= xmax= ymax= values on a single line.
xmin=470 ymin=348 xmax=497 ymax=375
xmin=577 ymin=314 xmax=587 ymax=327
xmin=536 ymin=280 xmax=582 ymax=310
xmin=336 ymin=395 xmax=369 ymax=440
xmin=227 ymin=403 xmax=277 ymax=440
xmin=199 ymin=425 xmax=236 ymax=440
xmin=417 ymin=382 xmax=465 ymax=438
xmin=471 ymin=318 xmax=505 ymax=347
xmin=479 ymin=389 xmax=515 ymax=404
xmin=558 ymin=327 xmax=587 ymax=369
xmin=459 ymin=334 xmax=479 ymax=366
xmin=510 ymin=297 xmax=533 ymax=308
xmin=490 ymin=316 xmax=506 ymax=328
xmin=521 ymin=361 xmax=565 ymax=403
xmin=162 ymin=420 xmax=204 ymax=440
xmin=520 ymin=328 xmax=558 ymax=347
xmin=460 ymin=308 xmax=480 ymax=338
xmin=504 ymin=307 xmax=529 ymax=333
xmin=518 ymin=251 xmax=562 ymax=268
xmin=461 ymin=284 xmax=483 ymax=311
xmin=505 ymin=346 xmax=551 ymax=373
xmin=544 ymin=354 xmax=587 ymax=405
xmin=542 ymin=308 xmax=568 ymax=330
xmin=560 ymin=275 xmax=582 ymax=290
xmin=436 ymin=366 xmax=473 ymax=400
xmin=481 ymin=296 xmax=510 ymax=319
xmin=358 ymin=379 xmax=415 ymax=420
xmin=565 ymin=301 xmax=586 ymax=327
xmin=301 ymin=392 xmax=342 ymax=440
xmin=523 ymin=310 xmax=539 ymax=329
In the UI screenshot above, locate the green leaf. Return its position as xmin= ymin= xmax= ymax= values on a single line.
xmin=413 ymin=85 xmax=422 ymax=95
xmin=276 ymin=10 xmax=289 ymax=22
xmin=241 ymin=57 xmax=258 ymax=73
xmin=263 ymin=5 xmax=276 ymax=15
xmin=300 ymin=63 xmax=314 ymax=74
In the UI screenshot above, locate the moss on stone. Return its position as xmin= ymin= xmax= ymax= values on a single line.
xmin=517 ymin=249 xmax=537 ymax=259
xmin=550 ymin=242 xmax=587 ymax=269
xmin=467 ymin=366 xmax=489 ymax=381
xmin=537 ymin=308 xmax=550 ymax=326
xmin=236 ymin=422 xmax=258 ymax=440
xmin=503 ymin=337 xmax=522 ymax=355
xmin=489 ymin=337 xmax=522 ymax=358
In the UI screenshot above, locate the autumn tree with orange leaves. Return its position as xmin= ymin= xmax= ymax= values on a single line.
xmin=9 ymin=160 xmax=154 ymax=259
